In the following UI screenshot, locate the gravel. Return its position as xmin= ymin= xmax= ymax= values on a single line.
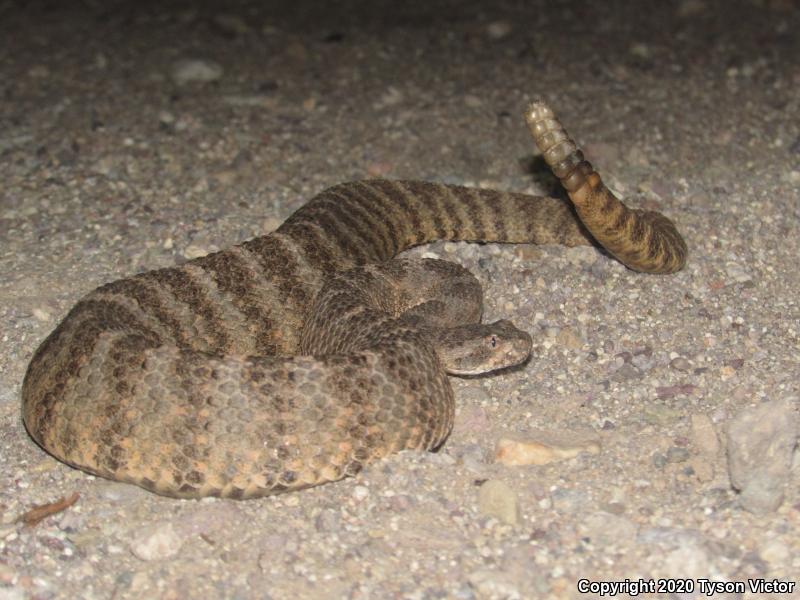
xmin=1 ymin=1 xmax=799 ymax=598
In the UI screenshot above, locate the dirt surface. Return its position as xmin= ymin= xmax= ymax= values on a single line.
xmin=1 ymin=1 xmax=799 ymax=598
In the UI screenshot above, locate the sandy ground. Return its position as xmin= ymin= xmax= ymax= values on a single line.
xmin=1 ymin=1 xmax=799 ymax=598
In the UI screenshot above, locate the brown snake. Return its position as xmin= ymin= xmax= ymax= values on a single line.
xmin=21 ymin=102 xmax=687 ymax=499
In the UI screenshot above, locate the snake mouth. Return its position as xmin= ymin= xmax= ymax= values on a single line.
xmin=445 ymin=332 xmax=533 ymax=377
xmin=447 ymin=355 xmax=533 ymax=378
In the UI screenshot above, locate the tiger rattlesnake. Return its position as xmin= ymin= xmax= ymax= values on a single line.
xmin=21 ymin=101 xmax=687 ymax=498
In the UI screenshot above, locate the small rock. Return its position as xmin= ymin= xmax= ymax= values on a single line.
xmin=183 ymin=244 xmax=208 ymax=259
xmin=495 ymin=432 xmax=600 ymax=466
xmin=129 ymin=522 xmax=183 ymax=561
xmin=213 ymin=13 xmax=250 ymax=35
xmin=477 ymin=480 xmax=519 ymax=526
xmin=464 ymin=95 xmax=483 ymax=108
xmin=173 ymin=502 xmax=240 ymax=539
xmin=172 ymin=59 xmax=224 ymax=85
xmin=665 ymin=446 xmax=690 ymax=464
xmin=610 ymin=363 xmax=642 ymax=382
xmin=631 ymin=353 xmax=654 ymax=371
xmin=725 ymin=261 xmax=752 ymax=284
xmin=760 ymin=539 xmax=790 ymax=565
xmin=486 ymin=21 xmax=512 ymax=39
xmin=642 ymin=404 xmax=683 ymax=425
xmin=459 ymin=385 xmax=492 ymax=403
xmin=550 ymin=488 xmax=590 ymax=513
xmin=655 ymin=384 xmax=697 ymax=399
xmin=457 ymin=444 xmax=489 ymax=476
xmin=565 ymin=245 xmax=597 ymax=267
xmin=726 ymin=398 xmax=799 ymax=514
xmin=261 ymin=216 xmax=282 ymax=232
xmin=688 ymin=456 xmax=715 ymax=482
xmin=32 ymin=307 xmax=51 ymax=322
xmin=556 ymin=327 xmax=582 ymax=350
xmin=92 ymin=156 xmax=118 ymax=177
xmin=28 ymin=64 xmax=50 ymax=78
xmin=690 ymin=413 xmax=720 ymax=456
xmin=388 ymin=494 xmax=415 ymax=512
xmin=57 ymin=509 xmax=85 ymax=532
xmin=95 ymin=480 xmax=150 ymax=503
xmin=677 ymin=0 xmax=707 ymax=18
xmin=578 ymin=512 xmax=637 ymax=546
xmin=366 ymin=161 xmax=393 ymax=177
xmin=377 ymin=86 xmax=404 ymax=108
xmin=158 ymin=110 xmax=175 ymax=126
xmin=0 ymin=563 xmax=16 ymax=585
xmin=638 ymin=527 xmax=711 ymax=579
xmin=314 ymin=508 xmax=340 ymax=533
xmin=468 ymin=569 xmax=521 ymax=600
xmin=669 ymin=356 xmax=692 ymax=371
xmin=662 ymin=541 xmax=710 ymax=579
xmin=352 ymin=485 xmax=369 ymax=501
xmin=513 ymin=245 xmax=541 ymax=261
xmin=0 ymin=587 xmax=25 ymax=600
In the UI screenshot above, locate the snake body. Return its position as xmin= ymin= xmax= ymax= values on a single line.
xmin=21 ymin=102 xmax=687 ymax=498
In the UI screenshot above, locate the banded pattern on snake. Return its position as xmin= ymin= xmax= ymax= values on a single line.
xmin=21 ymin=102 xmax=687 ymax=498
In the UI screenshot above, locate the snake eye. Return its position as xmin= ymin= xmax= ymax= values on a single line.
xmin=490 ymin=335 xmax=497 ymax=348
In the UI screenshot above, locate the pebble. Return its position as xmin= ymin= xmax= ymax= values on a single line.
xmin=31 ymin=307 xmax=51 ymax=322
xmin=665 ymin=446 xmax=690 ymax=464
xmin=485 ymin=21 xmax=512 ymax=40
xmin=455 ymin=444 xmax=489 ymax=476
xmin=457 ymin=386 xmax=492 ymax=407
xmin=95 ymin=480 xmax=150 ymax=503
xmin=690 ymin=413 xmax=720 ymax=456
xmin=0 ymin=587 xmax=25 ymax=600
xmin=677 ymin=0 xmax=707 ymax=18
xmin=760 ymin=539 xmax=790 ymax=565
xmin=129 ymin=522 xmax=183 ymax=561
xmin=352 ymin=485 xmax=370 ymax=502
xmin=642 ymin=404 xmax=683 ymax=425
xmin=173 ymin=502 xmax=240 ymax=539
xmin=550 ymin=488 xmax=590 ymax=513
xmin=638 ymin=527 xmax=712 ymax=578
xmin=172 ymin=59 xmax=224 ymax=85
xmin=662 ymin=540 xmax=711 ymax=579
xmin=726 ymin=398 xmax=799 ymax=513
xmin=513 ymin=245 xmax=541 ymax=261
xmin=655 ymin=384 xmax=697 ymax=399
xmin=610 ymin=363 xmax=642 ymax=382
xmin=314 ymin=508 xmax=341 ymax=533
xmin=687 ymin=456 xmax=715 ymax=482
xmin=724 ymin=261 xmax=753 ymax=284
xmin=183 ymin=244 xmax=209 ymax=259
xmin=477 ymin=480 xmax=519 ymax=526
xmin=0 ymin=564 xmax=16 ymax=585
xmin=669 ymin=356 xmax=692 ymax=371
xmin=212 ymin=13 xmax=250 ymax=35
xmin=495 ymin=432 xmax=600 ymax=466
xmin=388 ymin=494 xmax=415 ymax=512
xmin=565 ymin=245 xmax=597 ymax=267
xmin=578 ymin=512 xmax=637 ymax=546
xmin=555 ymin=327 xmax=582 ymax=350
xmin=467 ymin=569 xmax=521 ymax=600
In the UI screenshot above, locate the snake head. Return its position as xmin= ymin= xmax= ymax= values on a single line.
xmin=436 ymin=319 xmax=532 ymax=376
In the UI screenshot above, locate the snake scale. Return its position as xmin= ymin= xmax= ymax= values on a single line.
xmin=21 ymin=102 xmax=687 ymax=499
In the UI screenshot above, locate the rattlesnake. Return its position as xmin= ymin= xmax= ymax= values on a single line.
xmin=21 ymin=102 xmax=687 ymax=499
